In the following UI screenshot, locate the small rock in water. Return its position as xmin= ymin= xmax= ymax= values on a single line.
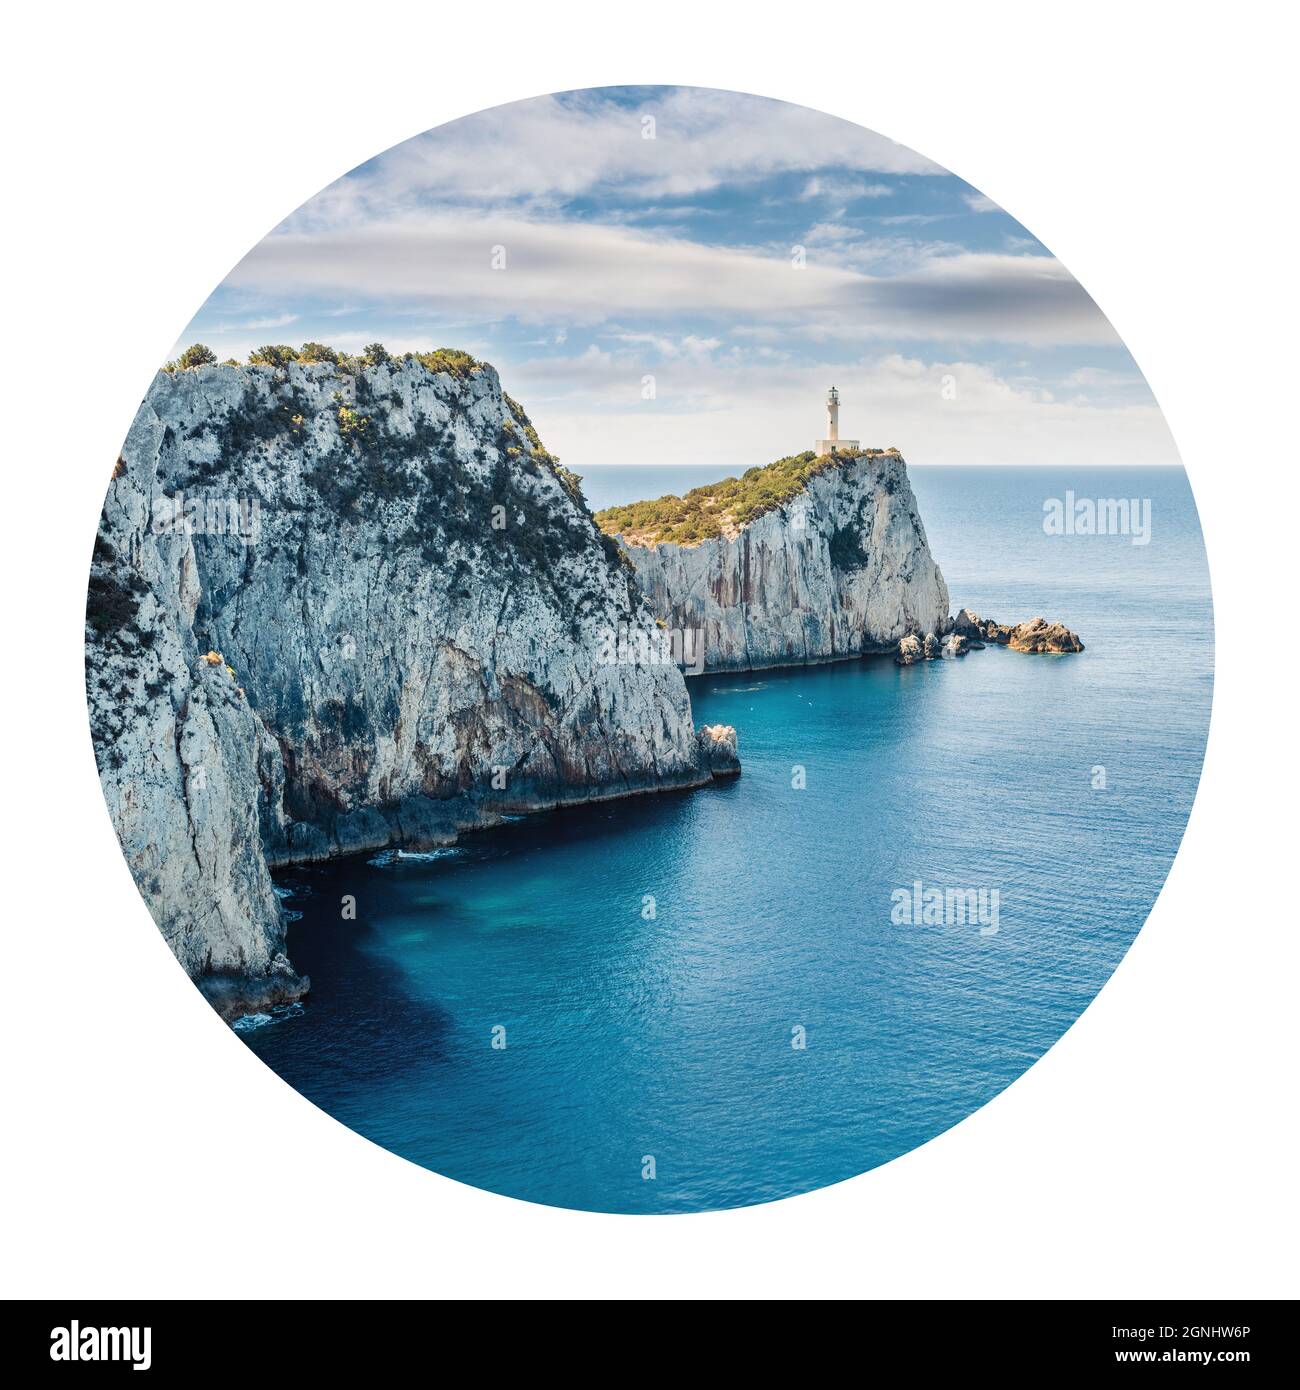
xmin=1006 ymin=616 xmax=1085 ymax=654
xmin=696 ymin=723 xmax=740 ymax=776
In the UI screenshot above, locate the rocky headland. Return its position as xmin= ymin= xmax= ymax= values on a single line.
xmin=596 ymin=448 xmax=950 ymax=670
xmin=87 ymin=353 xmax=738 ymax=1018
xmin=88 ymin=353 xmax=1081 ymax=1022
xmin=595 ymin=451 xmax=1082 ymax=673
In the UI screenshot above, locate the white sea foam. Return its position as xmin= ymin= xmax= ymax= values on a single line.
xmin=233 ymin=1012 xmax=273 ymax=1032
xmin=367 ymin=847 xmax=462 ymax=867
xmin=233 ymin=1002 xmax=305 ymax=1033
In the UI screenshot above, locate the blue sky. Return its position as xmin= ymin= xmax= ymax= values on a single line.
xmin=178 ymin=85 xmax=1178 ymax=469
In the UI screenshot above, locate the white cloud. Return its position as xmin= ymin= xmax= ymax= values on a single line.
xmin=681 ymin=334 xmax=721 ymax=355
xmin=801 ymin=222 xmax=860 ymax=243
xmin=797 ymin=228 xmax=966 ymax=274
xmin=608 ymin=331 xmax=722 ymax=359
xmin=963 ymin=192 xmax=999 ymax=213
xmin=295 ymin=88 xmax=942 ymax=223
xmin=234 ymin=313 xmax=298 ymax=331
xmin=1063 ymin=366 xmax=1143 ymax=388
xmin=226 ymin=214 xmax=1116 ymax=346
xmin=800 ymin=175 xmax=894 ymax=201
xmin=875 ymin=213 xmax=951 ymax=226
xmin=606 ymin=331 xmax=679 ymax=356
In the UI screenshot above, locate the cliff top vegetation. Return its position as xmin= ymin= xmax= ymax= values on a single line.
xmin=157 ymin=341 xmax=586 ymax=520
xmin=162 ymin=341 xmax=486 ymax=380
xmin=594 ymin=447 xmax=896 ymax=546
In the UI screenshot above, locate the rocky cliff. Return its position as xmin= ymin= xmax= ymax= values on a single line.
xmin=598 ymin=450 xmax=950 ymax=672
xmin=87 ymin=357 xmax=733 ymax=1018
xmin=87 ymin=417 xmax=306 ymax=1017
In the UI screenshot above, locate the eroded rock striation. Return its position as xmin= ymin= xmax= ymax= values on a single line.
xmin=599 ymin=450 xmax=950 ymax=672
xmin=88 ymin=432 xmax=308 ymax=1018
xmin=87 ymin=358 xmax=736 ymax=1016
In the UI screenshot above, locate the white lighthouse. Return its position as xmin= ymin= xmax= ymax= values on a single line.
xmin=816 ymin=385 xmax=860 ymax=457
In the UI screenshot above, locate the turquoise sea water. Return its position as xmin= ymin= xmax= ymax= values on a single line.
xmin=243 ymin=465 xmax=1213 ymax=1213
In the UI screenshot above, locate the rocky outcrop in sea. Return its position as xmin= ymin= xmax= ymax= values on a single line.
xmin=896 ymin=608 xmax=1084 ymax=663
xmin=950 ymin=608 xmax=1085 ymax=654
xmin=696 ymin=723 xmax=741 ymax=776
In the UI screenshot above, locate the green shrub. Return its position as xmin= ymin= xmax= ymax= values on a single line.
xmin=417 ymin=347 xmax=482 ymax=380
xmin=248 ymin=344 xmax=300 ymax=369
xmin=554 ymin=465 xmax=584 ymax=506
xmin=177 ymin=343 xmax=217 ymax=369
xmin=337 ymin=403 xmax=369 ymax=436
xmin=298 ymin=341 xmax=340 ymax=365
xmin=361 ymin=342 xmax=391 ymax=367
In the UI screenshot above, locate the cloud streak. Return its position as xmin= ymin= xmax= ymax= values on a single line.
xmin=227 ymin=215 xmax=1116 ymax=347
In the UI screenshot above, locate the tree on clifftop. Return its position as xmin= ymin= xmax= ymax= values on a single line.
xmin=177 ymin=343 xmax=217 ymax=369
xmin=248 ymin=344 xmax=300 ymax=369
xmin=299 ymin=341 xmax=340 ymax=365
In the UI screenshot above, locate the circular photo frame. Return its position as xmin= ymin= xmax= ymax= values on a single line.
xmin=86 ymin=86 xmax=1212 ymax=1213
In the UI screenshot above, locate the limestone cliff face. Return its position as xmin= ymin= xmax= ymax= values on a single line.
xmin=87 ymin=416 xmax=304 ymax=1016
xmin=615 ymin=452 xmax=950 ymax=672
xmin=87 ymin=358 xmax=727 ymax=1014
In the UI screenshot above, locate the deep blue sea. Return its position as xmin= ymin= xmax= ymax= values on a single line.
xmin=244 ymin=465 xmax=1213 ymax=1213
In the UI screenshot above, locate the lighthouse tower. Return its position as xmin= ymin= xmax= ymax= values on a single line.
xmin=816 ymin=385 xmax=860 ymax=457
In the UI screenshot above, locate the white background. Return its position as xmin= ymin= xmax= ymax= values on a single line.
xmin=2 ymin=1 xmax=1295 ymax=1300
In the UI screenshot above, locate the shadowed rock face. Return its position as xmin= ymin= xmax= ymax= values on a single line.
xmin=613 ymin=453 xmax=950 ymax=673
xmin=87 ymin=358 xmax=732 ymax=1011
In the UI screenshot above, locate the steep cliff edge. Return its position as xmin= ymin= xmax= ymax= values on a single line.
xmin=87 ymin=357 xmax=732 ymax=1016
xmin=87 ymin=420 xmax=306 ymax=1018
xmin=596 ymin=449 xmax=950 ymax=672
